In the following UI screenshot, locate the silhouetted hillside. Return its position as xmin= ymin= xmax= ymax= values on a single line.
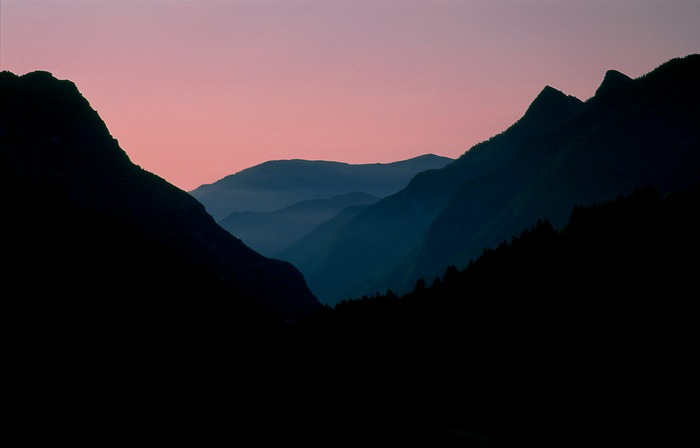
xmin=290 ymin=80 xmax=585 ymax=304
xmin=293 ymin=184 xmax=698 ymax=447
xmin=0 ymin=69 xmax=320 ymax=445
xmin=0 ymin=70 xmax=319 ymax=319
xmin=593 ymin=69 xmax=632 ymax=97
xmin=286 ymin=54 xmax=700 ymax=304
xmin=413 ymin=53 xmax=700 ymax=286
xmin=189 ymin=154 xmax=453 ymax=220
xmin=3 ymin=63 xmax=698 ymax=448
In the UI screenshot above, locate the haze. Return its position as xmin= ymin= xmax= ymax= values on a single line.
xmin=2 ymin=0 xmax=698 ymax=191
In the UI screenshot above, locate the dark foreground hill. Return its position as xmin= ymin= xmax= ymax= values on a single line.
xmin=0 ymin=69 xmax=322 ymax=445
xmin=287 ymin=54 xmax=700 ymax=304
xmin=0 ymin=70 xmax=319 ymax=319
xmin=8 ymin=180 xmax=696 ymax=447
xmin=293 ymin=184 xmax=698 ymax=447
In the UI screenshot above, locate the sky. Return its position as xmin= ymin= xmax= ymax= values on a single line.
xmin=1 ymin=0 xmax=698 ymax=191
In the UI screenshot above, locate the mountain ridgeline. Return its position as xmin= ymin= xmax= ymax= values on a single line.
xmin=190 ymin=155 xmax=453 ymax=219
xmin=277 ymin=54 xmax=700 ymax=304
xmin=0 ymin=69 xmax=323 ymax=445
xmin=190 ymin=155 xmax=453 ymax=257
xmin=2 ymin=56 xmax=699 ymax=446
xmin=0 ymin=70 xmax=320 ymax=319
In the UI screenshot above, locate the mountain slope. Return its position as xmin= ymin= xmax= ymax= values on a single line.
xmin=308 ymin=184 xmax=699 ymax=447
xmin=219 ymin=192 xmax=379 ymax=257
xmin=287 ymin=54 xmax=700 ymax=305
xmin=0 ymin=70 xmax=319 ymax=319
xmin=410 ymin=53 xmax=700 ymax=285
xmin=189 ymin=154 xmax=453 ymax=220
xmin=288 ymin=83 xmax=585 ymax=304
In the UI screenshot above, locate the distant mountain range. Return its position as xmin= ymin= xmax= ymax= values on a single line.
xmin=277 ymin=54 xmax=700 ymax=304
xmin=190 ymin=155 xmax=453 ymax=218
xmin=191 ymin=154 xmax=452 ymax=257
xmin=0 ymin=70 xmax=319 ymax=319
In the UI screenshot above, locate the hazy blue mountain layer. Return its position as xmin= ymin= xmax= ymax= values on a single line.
xmin=189 ymin=154 xmax=453 ymax=220
xmin=219 ymin=192 xmax=380 ymax=257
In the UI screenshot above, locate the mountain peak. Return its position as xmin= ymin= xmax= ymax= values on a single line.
xmin=533 ymin=85 xmax=569 ymax=104
xmin=0 ymin=70 xmax=132 ymax=193
xmin=594 ymin=69 xmax=633 ymax=97
xmin=520 ymin=85 xmax=583 ymax=125
xmin=1 ymin=69 xmax=320 ymax=319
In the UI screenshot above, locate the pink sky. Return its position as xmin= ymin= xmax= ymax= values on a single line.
xmin=2 ymin=0 xmax=698 ymax=191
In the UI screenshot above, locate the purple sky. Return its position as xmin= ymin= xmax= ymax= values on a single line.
xmin=2 ymin=0 xmax=698 ymax=191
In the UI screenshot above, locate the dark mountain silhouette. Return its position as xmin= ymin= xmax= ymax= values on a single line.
xmin=189 ymin=154 xmax=453 ymax=220
xmin=411 ymin=53 xmax=700 ymax=286
xmin=287 ymin=82 xmax=585 ymax=303
xmin=286 ymin=54 xmax=700 ymax=304
xmin=298 ymin=184 xmax=698 ymax=447
xmin=219 ymin=191 xmax=379 ymax=257
xmin=593 ymin=69 xmax=633 ymax=97
xmin=1 ymin=69 xmax=323 ymax=446
xmin=4 ymin=61 xmax=698 ymax=448
xmin=0 ymin=70 xmax=319 ymax=319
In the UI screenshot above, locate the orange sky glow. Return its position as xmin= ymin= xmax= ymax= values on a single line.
xmin=2 ymin=0 xmax=698 ymax=191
